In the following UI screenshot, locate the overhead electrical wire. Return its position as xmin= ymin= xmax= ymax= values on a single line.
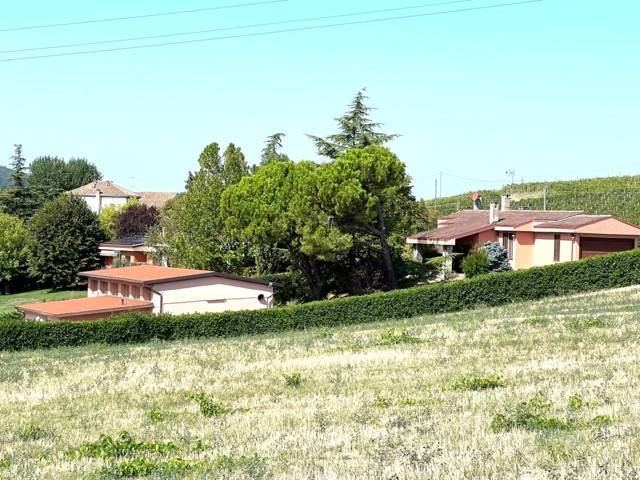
xmin=0 ymin=0 xmax=288 ymax=33
xmin=0 ymin=0 xmax=474 ymax=55
xmin=0 ymin=0 xmax=542 ymax=63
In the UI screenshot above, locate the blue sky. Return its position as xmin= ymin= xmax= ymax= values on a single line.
xmin=0 ymin=0 xmax=638 ymax=199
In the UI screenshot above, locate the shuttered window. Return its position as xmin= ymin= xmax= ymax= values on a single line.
xmin=554 ymin=235 xmax=561 ymax=262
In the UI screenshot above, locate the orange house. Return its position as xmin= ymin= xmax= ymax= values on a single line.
xmin=407 ymin=204 xmax=640 ymax=270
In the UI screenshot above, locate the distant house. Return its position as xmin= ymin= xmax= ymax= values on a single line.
xmin=99 ymin=236 xmax=160 ymax=267
xmin=407 ymin=194 xmax=640 ymax=270
xmin=18 ymin=265 xmax=274 ymax=321
xmin=68 ymin=180 xmax=176 ymax=214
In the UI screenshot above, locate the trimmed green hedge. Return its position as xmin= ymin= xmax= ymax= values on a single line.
xmin=2 ymin=249 xmax=640 ymax=352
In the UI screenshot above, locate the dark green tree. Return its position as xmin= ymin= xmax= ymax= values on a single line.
xmin=222 ymin=143 xmax=249 ymax=186
xmin=260 ymin=133 xmax=289 ymax=165
xmin=315 ymin=146 xmax=412 ymax=289
xmin=223 ymin=160 xmax=351 ymax=299
xmin=462 ymin=249 xmax=490 ymax=278
xmin=27 ymin=195 xmax=103 ymax=289
xmin=0 ymin=145 xmax=33 ymax=219
xmin=308 ymin=89 xmax=398 ymax=158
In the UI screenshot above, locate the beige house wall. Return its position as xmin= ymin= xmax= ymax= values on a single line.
xmin=88 ymin=276 xmax=273 ymax=314
xmin=153 ymin=277 xmax=273 ymax=314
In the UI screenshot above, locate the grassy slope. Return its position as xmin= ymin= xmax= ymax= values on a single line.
xmin=1 ymin=287 xmax=640 ymax=479
xmin=0 ymin=289 xmax=85 ymax=314
xmin=421 ymin=175 xmax=640 ymax=224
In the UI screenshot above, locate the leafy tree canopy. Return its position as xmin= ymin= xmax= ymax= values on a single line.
xmin=308 ymin=89 xmax=398 ymax=158
xmin=315 ymin=146 xmax=413 ymax=289
xmin=0 ymin=212 xmax=28 ymax=293
xmin=223 ymin=160 xmax=351 ymax=299
xmin=27 ymin=194 xmax=103 ymax=289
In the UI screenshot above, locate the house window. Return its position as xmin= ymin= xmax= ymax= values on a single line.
xmin=142 ymin=288 xmax=152 ymax=301
xmin=89 ymin=279 xmax=98 ymax=292
xmin=99 ymin=281 xmax=108 ymax=295
xmin=121 ymin=283 xmax=129 ymax=298
xmin=131 ymin=285 xmax=140 ymax=299
xmin=502 ymin=233 xmax=515 ymax=260
xmin=554 ymin=235 xmax=561 ymax=262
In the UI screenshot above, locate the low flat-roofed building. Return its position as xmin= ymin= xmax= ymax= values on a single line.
xmin=18 ymin=296 xmax=154 ymax=322
xmin=18 ymin=265 xmax=275 ymax=321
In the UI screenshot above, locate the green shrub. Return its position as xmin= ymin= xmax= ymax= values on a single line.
xmin=452 ymin=374 xmax=506 ymax=391
xmin=462 ymin=249 xmax=490 ymax=278
xmin=283 ymin=372 xmax=303 ymax=387
xmin=67 ymin=431 xmax=178 ymax=459
xmin=1 ymin=250 xmax=640 ymax=352
xmin=187 ymin=392 xmax=229 ymax=417
xmin=376 ymin=327 xmax=422 ymax=346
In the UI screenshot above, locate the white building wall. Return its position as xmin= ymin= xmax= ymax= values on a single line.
xmin=80 ymin=195 xmax=130 ymax=214
xmin=152 ymin=276 xmax=273 ymax=314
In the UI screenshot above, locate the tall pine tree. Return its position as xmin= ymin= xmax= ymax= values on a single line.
xmin=308 ymin=89 xmax=398 ymax=158
xmin=1 ymin=145 xmax=33 ymax=219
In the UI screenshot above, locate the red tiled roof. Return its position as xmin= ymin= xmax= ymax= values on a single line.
xmin=78 ymin=265 xmax=272 ymax=287
xmin=18 ymin=296 xmax=153 ymax=319
xmin=535 ymin=215 xmax=611 ymax=229
xmin=409 ymin=210 xmax=584 ymax=242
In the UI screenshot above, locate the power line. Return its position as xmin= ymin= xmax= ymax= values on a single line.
xmin=0 ymin=1 xmax=288 ymax=33
xmin=0 ymin=0 xmax=473 ymax=55
xmin=0 ymin=0 xmax=542 ymax=63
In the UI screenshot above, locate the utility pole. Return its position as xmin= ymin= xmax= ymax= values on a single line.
xmin=543 ymin=183 xmax=548 ymax=211
xmin=434 ymin=178 xmax=438 ymax=200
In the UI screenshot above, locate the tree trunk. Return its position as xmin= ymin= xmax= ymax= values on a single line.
xmin=298 ymin=255 xmax=324 ymax=300
xmin=376 ymin=205 xmax=398 ymax=290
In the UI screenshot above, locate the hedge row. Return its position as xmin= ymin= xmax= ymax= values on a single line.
xmin=2 ymin=249 xmax=640 ymax=352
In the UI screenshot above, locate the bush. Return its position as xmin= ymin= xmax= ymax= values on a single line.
xmin=1 ymin=250 xmax=640 ymax=352
xmin=484 ymin=242 xmax=512 ymax=272
xmin=462 ymin=249 xmax=490 ymax=278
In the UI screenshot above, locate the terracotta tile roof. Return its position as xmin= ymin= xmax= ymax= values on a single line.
xmin=409 ymin=210 xmax=584 ymax=242
xmin=137 ymin=192 xmax=177 ymax=209
xmin=18 ymin=296 xmax=153 ymax=319
xmin=535 ymin=215 xmax=611 ymax=229
xmin=78 ymin=265 xmax=273 ymax=287
xmin=68 ymin=180 xmax=140 ymax=198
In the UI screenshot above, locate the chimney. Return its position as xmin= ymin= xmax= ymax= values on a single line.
xmin=471 ymin=192 xmax=484 ymax=210
xmin=500 ymin=194 xmax=512 ymax=211
xmin=489 ymin=202 xmax=499 ymax=224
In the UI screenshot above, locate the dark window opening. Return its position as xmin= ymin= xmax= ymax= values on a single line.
xmin=554 ymin=234 xmax=561 ymax=262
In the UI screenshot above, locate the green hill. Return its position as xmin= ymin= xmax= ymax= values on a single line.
xmin=0 ymin=166 xmax=12 ymax=187
xmin=421 ymin=175 xmax=640 ymax=224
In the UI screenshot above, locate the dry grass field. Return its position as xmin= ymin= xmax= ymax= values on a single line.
xmin=2 ymin=286 xmax=640 ymax=479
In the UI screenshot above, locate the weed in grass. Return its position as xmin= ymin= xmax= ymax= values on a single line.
xmin=100 ymin=457 xmax=197 ymax=479
xmin=0 ymin=457 xmax=9 ymax=470
xmin=283 ymin=372 xmax=303 ymax=387
xmin=68 ymin=431 xmax=178 ymax=459
xmin=491 ymin=395 xmax=571 ymax=433
xmin=452 ymin=374 xmax=506 ymax=391
xmin=16 ymin=424 xmax=53 ymax=441
xmin=373 ymin=395 xmax=393 ymax=408
xmin=524 ymin=317 xmax=548 ymax=326
xmin=491 ymin=394 xmax=613 ymax=433
xmin=316 ymin=326 xmax=333 ymax=338
xmin=145 ymin=407 xmax=167 ymax=423
xmin=186 ymin=392 xmax=230 ymax=417
xmin=396 ymin=397 xmax=434 ymax=407
xmin=377 ymin=328 xmax=422 ymax=346
xmin=567 ymin=317 xmax=608 ymax=329
xmin=568 ymin=394 xmax=587 ymax=411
